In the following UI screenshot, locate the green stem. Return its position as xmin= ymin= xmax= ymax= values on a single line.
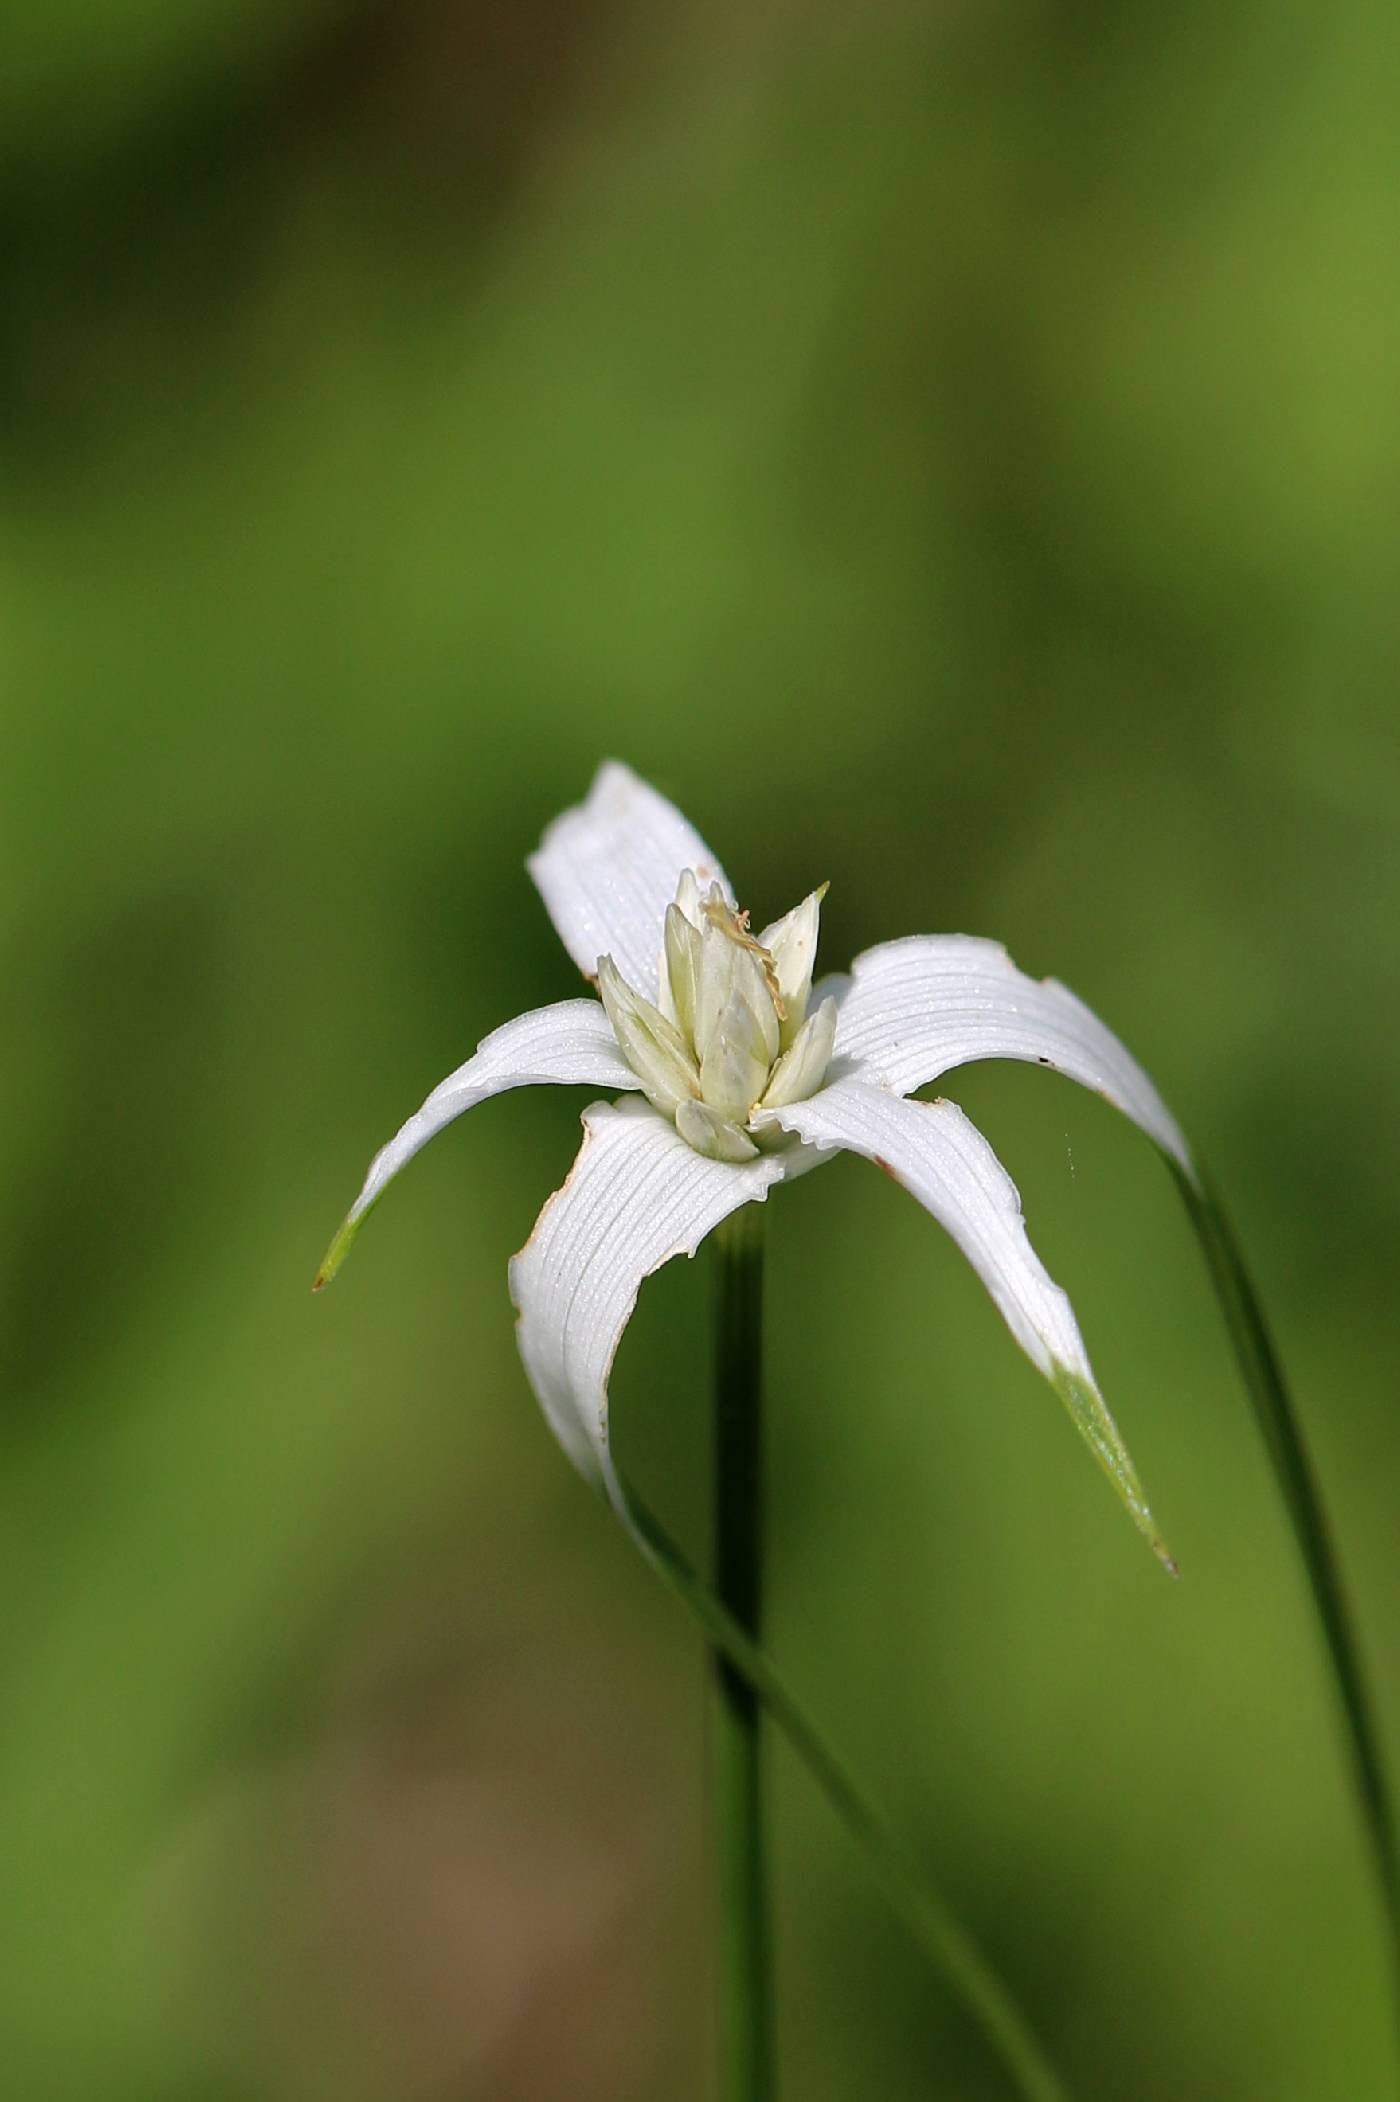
xmin=621 ymin=1485 xmax=1070 ymax=2102
xmin=711 ymin=1205 xmax=773 ymax=2100
xmin=1173 ymin=1163 xmax=1400 ymax=2023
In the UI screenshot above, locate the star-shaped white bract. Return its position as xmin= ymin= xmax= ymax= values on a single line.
xmin=318 ymin=762 xmax=1193 ymax=1569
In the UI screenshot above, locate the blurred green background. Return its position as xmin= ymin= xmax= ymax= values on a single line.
xmin=4 ymin=0 xmax=1397 ymax=2095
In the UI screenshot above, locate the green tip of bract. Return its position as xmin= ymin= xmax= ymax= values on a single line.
xmin=313 ymin=1212 xmax=362 ymax=1292
xmin=1050 ymin=1363 xmax=1179 ymax=1577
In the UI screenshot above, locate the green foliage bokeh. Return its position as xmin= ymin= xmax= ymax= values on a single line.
xmin=3 ymin=2 xmax=1397 ymax=2096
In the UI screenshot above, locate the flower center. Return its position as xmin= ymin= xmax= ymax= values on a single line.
xmin=596 ymin=872 xmax=837 ymax=1162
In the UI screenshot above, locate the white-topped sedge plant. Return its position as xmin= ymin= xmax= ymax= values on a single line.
xmin=317 ymin=759 xmax=1185 ymax=1572
xmin=317 ymin=761 xmax=1400 ymax=2100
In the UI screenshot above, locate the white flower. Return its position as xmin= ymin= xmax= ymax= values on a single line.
xmin=318 ymin=762 xmax=1192 ymax=1568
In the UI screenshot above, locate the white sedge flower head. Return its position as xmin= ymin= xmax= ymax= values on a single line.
xmin=318 ymin=761 xmax=1198 ymax=1574
xmin=596 ymin=876 xmax=836 ymax=1162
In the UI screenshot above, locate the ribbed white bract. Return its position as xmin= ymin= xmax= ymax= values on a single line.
xmin=510 ymin=1099 xmax=789 ymax=1499
xmin=527 ymin=761 xmax=733 ymax=998
xmin=833 ymin=934 xmax=1192 ymax=1173
xmin=313 ymin=1000 xmax=640 ymax=1287
xmin=320 ymin=761 xmax=1196 ymax=1568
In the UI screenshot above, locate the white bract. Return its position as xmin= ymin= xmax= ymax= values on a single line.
xmin=318 ymin=762 xmax=1194 ymax=1569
